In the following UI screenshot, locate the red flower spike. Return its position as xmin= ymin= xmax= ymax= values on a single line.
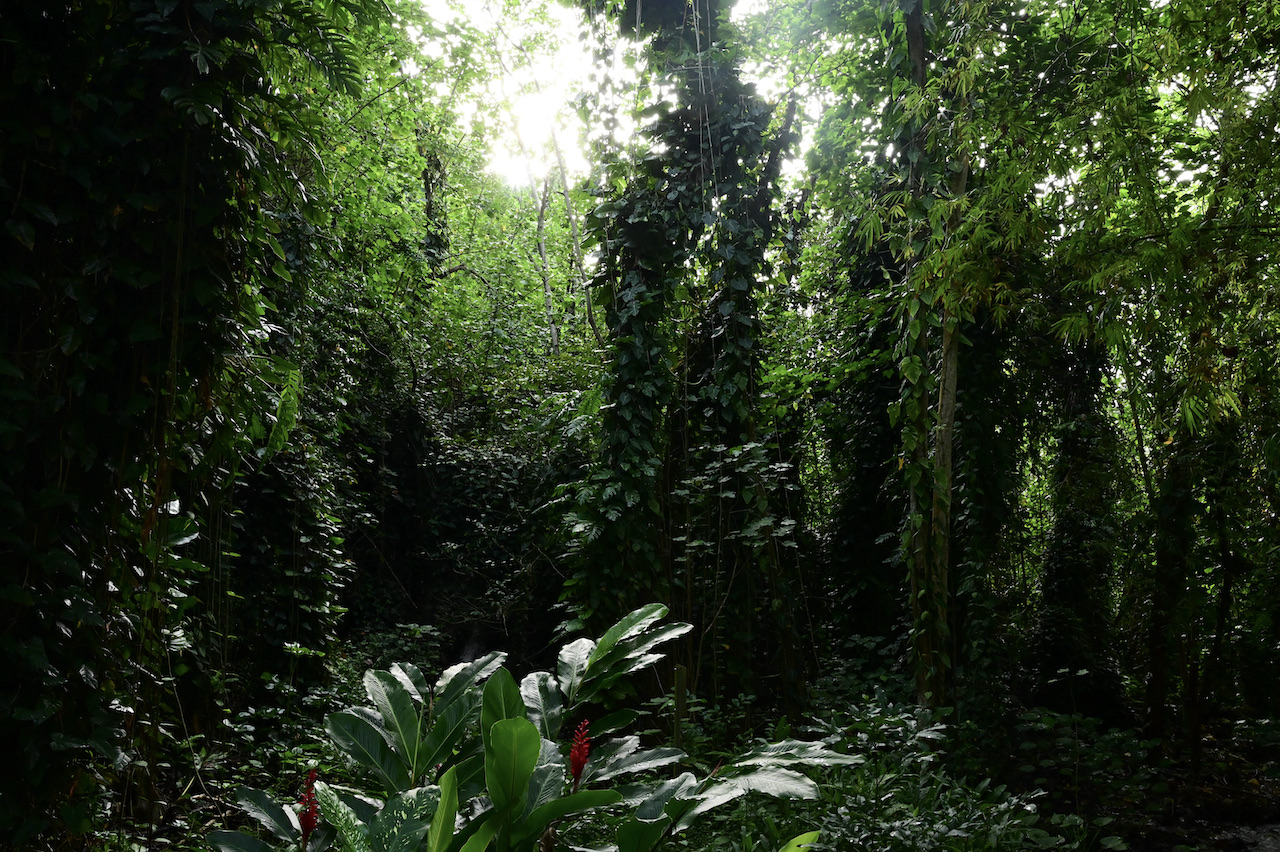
xmin=569 ymin=720 xmax=591 ymax=792
xmin=299 ymin=769 xmax=319 ymax=850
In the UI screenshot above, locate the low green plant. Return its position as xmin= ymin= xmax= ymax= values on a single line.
xmin=211 ymin=605 xmax=854 ymax=852
xmin=814 ymin=698 xmax=1128 ymax=852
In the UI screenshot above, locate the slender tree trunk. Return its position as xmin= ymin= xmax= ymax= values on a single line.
xmin=534 ymin=177 xmax=561 ymax=356
xmin=1147 ymin=447 xmax=1194 ymax=744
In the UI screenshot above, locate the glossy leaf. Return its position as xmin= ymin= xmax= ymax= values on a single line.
xmin=519 ymin=671 xmax=564 ymax=740
xmin=480 ymin=666 xmax=525 ymax=744
xmin=426 ymin=766 xmax=459 ymax=852
xmin=484 ymin=717 xmax=540 ymax=814
xmin=326 ymin=710 xmax=413 ymax=794
xmin=235 ymin=786 xmax=300 ymax=843
xmin=365 ymin=670 xmax=425 ymax=780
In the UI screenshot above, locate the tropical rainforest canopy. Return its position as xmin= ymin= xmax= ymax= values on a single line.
xmin=3 ymin=0 xmax=1280 ymax=848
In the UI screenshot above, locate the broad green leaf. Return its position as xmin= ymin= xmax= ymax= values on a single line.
xmin=391 ymin=662 xmax=432 ymax=705
xmin=421 ymin=689 xmax=481 ymax=771
xmin=208 ymin=830 xmax=275 ymax=852
xmin=448 ymin=739 xmax=487 ymax=802
xmin=369 ymin=787 xmax=439 ymax=852
xmin=484 ymin=717 xmax=540 ymax=814
xmin=326 ymin=710 xmax=412 ymax=794
xmin=457 ymin=813 xmax=499 ymax=852
xmin=524 ymin=737 xmax=568 ymax=815
xmin=365 ymin=670 xmax=425 ymax=779
xmin=634 ymin=773 xmax=699 ymax=820
xmin=520 ymin=671 xmax=564 ymax=740
xmin=778 ymin=830 xmax=821 ymax=852
xmin=234 ymin=786 xmax=299 ymax=843
xmin=435 ymin=651 xmax=505 ymax=715
xmin=616 ymin=815 xmax=671 ymax=852
xmin=426 ymin=766 xmax=459 ymax=852
xmin=315 ymin=780 xmax=372 ymax=852
xmin=723 ymin=766 xmax=817 ymax=799
xmin=590 ymin=708 xmax=639 ymax=737
xmin=557 ymin=637 xmax=595 ymax=705
xmin=519 ymin=788 xmax=622 ymax=839
xmin=730 ymin=739 xmax=862 ymax=768
xmin=584 ymin=736 xmax=684 ymax=785
xmin=577 ymin=621 xmax=691 ymax=704
xmin=480 ymin=667 xmax=525 ymax=745
xmin=586 ymin=604 xmax=667 ymax=670
xmin=667 ymin=780 xmax=747 ymax=832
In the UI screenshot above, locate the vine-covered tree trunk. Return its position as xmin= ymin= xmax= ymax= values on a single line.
xmin=1030 ymin=340 xmax=1126 ymax=721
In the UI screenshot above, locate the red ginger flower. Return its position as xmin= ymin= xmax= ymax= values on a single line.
xmin=299 ymin=769 xmax=319 ymax=850
xmin=569 ymin=720 xmax=591 ymax=791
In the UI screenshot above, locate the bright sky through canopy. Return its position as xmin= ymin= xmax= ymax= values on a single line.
xmin=417 ymin=0 xmax=597 ymax=188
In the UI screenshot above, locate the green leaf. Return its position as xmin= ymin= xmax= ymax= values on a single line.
xmin=524 ymin=737 xmax=568 ymax=815
xmin=577 ymin=622 xmax=692 ymax=704
xmin=457 ymin=813 xmax=499 ymax=852
xmin=520 ymin=671 xmax=564 ymax=740
xmin=480 ymin=667 xmax=525 ymax=744
xmin=616 ymin=815 xmax=672 ymax=852
xmin=208 ymin=830 xmax=276 ymax=852
xmin=557 ymin=638 xmax=595 ymax=705
xmin=365 ymin=670 xmax=425 ymax=780
xmin=436 ymin=651 xmax=506 ymax=714
xmin=421 ymin=689 xmax=481 ymax=771
xmin=426 ymin=766 xmax=459 ymax=852
xmin=484 ymin=717 xmax=540 ymax=814
xmin=235 ymin=786 xmax=300 ymax=843
xmin=326 ymin=710 xmax=412 ymax=794
xmin=315 ymin=780 xmax=372 ymax=852
xmin=267 ymin=366 xmax=302 ymax=454
xmin=667 ymin=780 xmax=746 ymax=832
xmin=778 ymin=830 xmax=821 ymax=852
xmin=586 ymin=604 xmax=667 ymax=670
xmin=369 ymin=787 xmax=439 ymax=852
xmin=391 ymin=662 xmax=433 ymax=705
xmin=730 ymin=739 xmax=862 ymax=768
xmin=722 ymin=766 xmax=817 ymax=799
xmin=520 ymin=788 xmax=622 ymax=840
xmin=584 ymin=736 xmax=684 ymax=785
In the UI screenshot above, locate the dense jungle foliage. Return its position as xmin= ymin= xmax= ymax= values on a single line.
xmin=3 ymin=0 xmax=1280 ymax=848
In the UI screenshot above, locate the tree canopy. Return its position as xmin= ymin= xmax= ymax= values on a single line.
xmin=3 ymin=0 xmax=1280 ymax=847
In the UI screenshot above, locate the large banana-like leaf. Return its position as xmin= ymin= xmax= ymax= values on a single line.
xmin=722 ymin=766 xmax=818 ymax=799
xmin=577 ymin=628 xmax=692 ymax=704
xmin=234 ymin=785 xmax=300 ymax=843
xmin=519 ymin=671 xmax=564 ymax=740
xmin=616 ymin=814 xmax=672 ymax=852
xmin=369 ymin=786 xmax=439 ymax=852
xmin=635 ymin=773 xmax=699 ymax=820
xmin=315 ymin=780 xmax=373 ymax=852
xmin=426 ymin=766 xmax=459 ymax=852
xmin=365 ymin=670 xmax=425 ymax=780
xmin=326 ymin=710 xmax=413 ymax=794
xmin=586 ymin=604 xmax=668 ymax=670
xmin=729 ymin=739 xmax=862 ymax=768
xmin=582 ymin=736 xmax=684 ymax=785
xmin=420 ymin=688 xmax=481 ymax=772
xmin=666 ymin=780 xmax=747 ymax=833
xmin=390 ymin=662 xmax=432 ymax=705
xmin=435 ymin=651 xmax=505 ymax=716
xmin=517 ymin=788 xmax=622 ymax=844
xmin=480 ymin=667 xmax=526 ymax=746
xmin=484 ymin=717 xmax=540 ymax=815
xmin=556 ymin=637 xmax=595 ymax=705
xmin=778 ymin=830 xmax=821 ymax=852
xmin=523 ymin=737 xmax=568 ymax=815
